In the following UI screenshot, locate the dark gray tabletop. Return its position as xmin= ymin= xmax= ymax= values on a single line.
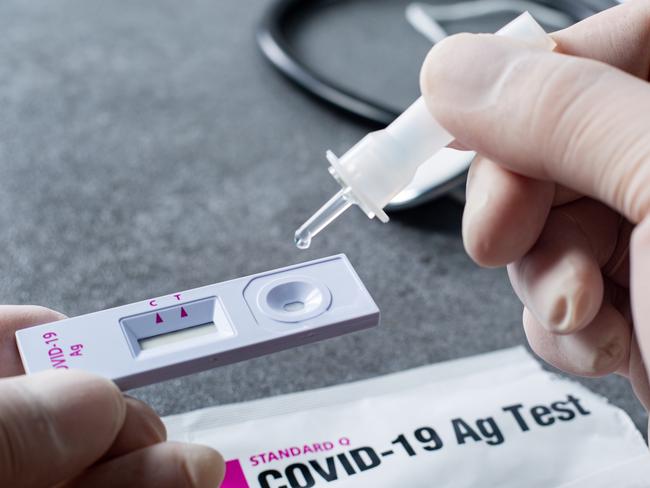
xmin=0 ymin=0 xmax=644 ymax=434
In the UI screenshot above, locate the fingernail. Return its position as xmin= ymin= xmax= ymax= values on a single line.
xmin=548 ymin=293 xmax=574 ymax=333
xmin=464 ymin=187 xmax=490 ymax=221
xmin=557 ymin=333 xmax=624 ymax=376
xmin=420 ymin=34 xmax=531 ymax=116
xmin=547 ymin=288 xmax=588 ymax=333
xmin=537 ymin=256 xmax=601 ymax=334
xmin=593 ymin=340 xmax=624 ymax=372
xmin=124 ymin=396 xmax=166 ymax=442
xmin=462 ymin=187 xmax=490 ymax=249
xmin=182 ymin=444 xmax=225 ymax=488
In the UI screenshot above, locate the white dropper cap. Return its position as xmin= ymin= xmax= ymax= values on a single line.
xmin=294 ymin=12 xmax=556 ymax=249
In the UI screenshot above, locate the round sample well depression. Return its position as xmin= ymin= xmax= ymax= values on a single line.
xmin=257 ymin=277 xmax=332 ymax=323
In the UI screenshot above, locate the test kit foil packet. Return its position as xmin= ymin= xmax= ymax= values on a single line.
xmin=164 ymin=347 xmax=650 ymax=488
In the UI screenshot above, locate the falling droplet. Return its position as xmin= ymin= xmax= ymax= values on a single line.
xmin=294 ymin=231 xmax=311 ymax=250
xmin=293 ymin=188 xmax=353 ymax=250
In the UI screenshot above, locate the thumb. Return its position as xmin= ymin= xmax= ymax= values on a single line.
xmin=420 ymin=33 xmax=650 ymax=224
xmin=0 ymin=370 xmax=126 ymax=488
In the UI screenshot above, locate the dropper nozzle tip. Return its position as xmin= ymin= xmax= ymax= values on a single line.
xmin=293 ymin=187 xmax=354 ymax=250
xmin=294 ymin=230 xmax=311 ymax=250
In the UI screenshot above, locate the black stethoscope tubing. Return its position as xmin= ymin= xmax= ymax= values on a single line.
xmin=256 ymin=0 xmax=618 ymax=127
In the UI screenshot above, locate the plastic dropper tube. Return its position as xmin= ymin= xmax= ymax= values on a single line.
xmin=294 ymin=12 xmax=556 ymax=249
xmin=295 ymin=188 xmax=353 ymax=249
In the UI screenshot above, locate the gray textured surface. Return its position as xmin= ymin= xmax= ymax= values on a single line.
xmin=0 ymin=0 xmax=644 ymax=435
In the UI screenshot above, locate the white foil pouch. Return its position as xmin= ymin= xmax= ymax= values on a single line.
xmin=164 ymin=347 xmax=650 ymax=487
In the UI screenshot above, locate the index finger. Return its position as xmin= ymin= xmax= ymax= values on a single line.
xmin=0 ymin=305 xmax=66 ymax=377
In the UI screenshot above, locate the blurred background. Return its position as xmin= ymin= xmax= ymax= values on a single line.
xmin=0 ymin=0 xmax=641 ymax=432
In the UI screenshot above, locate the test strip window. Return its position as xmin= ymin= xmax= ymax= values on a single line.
xmin=121 ymin=297 xmax=234 ymax=357
xmin=138 ymin=322 xmax=218 ymax=351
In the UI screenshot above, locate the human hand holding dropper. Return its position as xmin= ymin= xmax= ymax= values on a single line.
xmin=421 ymin=0 xmax=650 ymax=431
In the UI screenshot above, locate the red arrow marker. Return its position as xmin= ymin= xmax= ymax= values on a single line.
xmin=155 ymin=313 xmax=163 ymax=324
xmin=180 ymin=307 xmax=188 ymax=318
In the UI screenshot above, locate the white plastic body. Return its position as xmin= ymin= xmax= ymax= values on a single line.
xmin=328 ymin=12 xmax=556 ymax=222
xmin=15 ymin=255 xmax=379 ymax=390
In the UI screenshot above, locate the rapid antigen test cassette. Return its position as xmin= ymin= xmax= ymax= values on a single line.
xmin=16 ymin=255 xmax=379 ymax=390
